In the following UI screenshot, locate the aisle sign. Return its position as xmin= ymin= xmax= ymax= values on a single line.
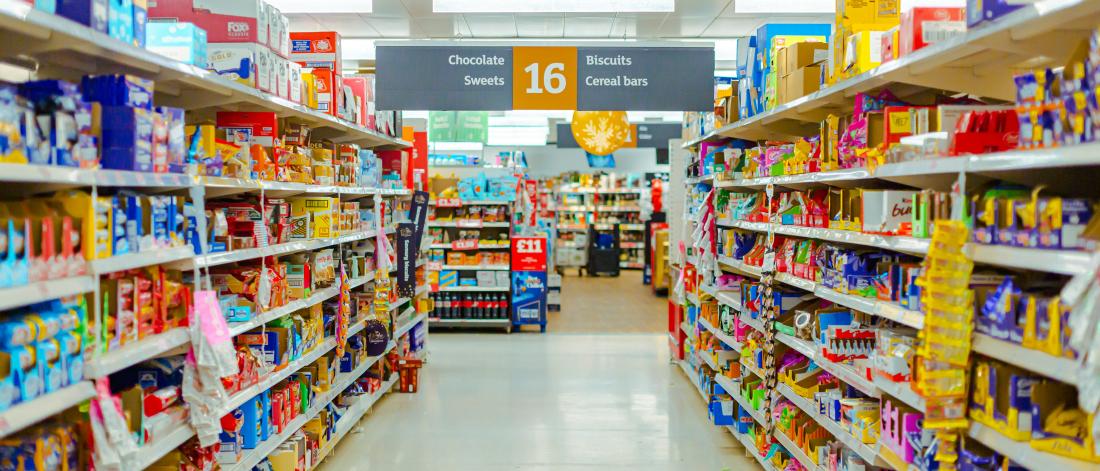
xmin=376 ymin=43 xmax=714 ymax=111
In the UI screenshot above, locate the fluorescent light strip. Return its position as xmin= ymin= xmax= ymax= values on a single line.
xmin=434 ymin=0 xmax=673 ymax=13
xmin=268 ymin=0 xmax=372 ymax=13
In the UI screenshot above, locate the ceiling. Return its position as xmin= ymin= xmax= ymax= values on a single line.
xmin=287 ymin=0 xmax=831 ymax=41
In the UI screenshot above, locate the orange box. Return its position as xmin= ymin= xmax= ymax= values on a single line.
xmin=310 ymin=68 xmax=340 ymax=116
xmin=290 ymin=31 xmax=342 ymax=71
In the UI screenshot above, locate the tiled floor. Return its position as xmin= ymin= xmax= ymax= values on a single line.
xmin=317 ymin=275 xmax=754 ymax=471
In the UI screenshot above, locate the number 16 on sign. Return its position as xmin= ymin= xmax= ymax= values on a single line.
xmin=512 ymin=47 xmax=577 ymax=110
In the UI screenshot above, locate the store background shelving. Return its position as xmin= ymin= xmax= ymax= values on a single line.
xmin=668 ymin=1 xmax=1100 ymax=470
xmin=548 ymin=184 xmax=649 ymax=271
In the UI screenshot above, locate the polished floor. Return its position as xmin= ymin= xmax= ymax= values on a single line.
xmin=317 ymin=274 xmax=754 ymax=471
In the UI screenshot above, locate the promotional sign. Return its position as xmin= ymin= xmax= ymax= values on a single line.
xmin=396 ymin=223 xmax=416 ymax=297
xmin=376 ymin=43 xmax=714 ymax=111
xmin=557 ymin=122 xmax=680 ymax=150
xmin=455 ymin=111 xmax=489 ymax=142
xmin=511 ymin=236 xmax=548 ymax=331
xmin=409 ymin=190 xmax=430 ymax=248
xmin=429 ymin=111 xmax=456 ymax=141
xmin=511 ymin=237 xmax=547 ymax=272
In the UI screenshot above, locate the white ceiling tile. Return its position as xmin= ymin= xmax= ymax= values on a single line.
xmin=364 ymin=16 xmax=417 ymax=37
xmin=288 ymin=14 xmax=326 ymax=32
xmin=414 ymin=17 xmax=464 ymax=38
xmin=563 ymin=16 xmax=614 ymax=38
xmin=675 ymin=0 xmax=733 ymax=17
xmin=657 ymin=15 xmax=715 ymax=37
xmin=701 ymin=17 xmax=763 ymax=37
xmin=463 ymin=14 xmax=517 ymax=37
xmin=515 ymin=15 xmax=565 ymax=38
xmin=308 ymin=14 xmax=381 ymax=36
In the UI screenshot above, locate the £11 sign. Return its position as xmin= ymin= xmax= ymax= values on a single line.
xmin=511 ymin=237 xmax=547 ymax=272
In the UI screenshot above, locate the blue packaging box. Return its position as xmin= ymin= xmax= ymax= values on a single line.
xmin=147 ymin=22 xmax=208 ymax=67
xmin=100 ymin=105 xmax=153 ymax=172
xmin=967 ymin=0 xmax=1024 ymax=28
xmin=107 ymin=0 xmax=133 ymax=45
xmin=82 ymin=74 xmax=153 ymax=109
xmin=57 ymin=0 xmax=108 ymax=33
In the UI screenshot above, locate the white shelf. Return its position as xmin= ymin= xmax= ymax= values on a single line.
xmin=730 ymin=385 xmax=769 ymax=427
xmin=680 ymin=321 xmax=693 ymax=337
xmin=218 ymin=337 xmax=340 ymax=418
xmin=438 ymin=285 xmax=510 ymax=292
xmin=718 ymin=253 xmax=925 ymax=329
xmin=972 ymin=334 xmax=1081 ymax=385
xmin=429 ymin=243 xmax=511 ymax=250
xmin=88 ymin=245 xmax=195 ymax=275
xmin=313 ymin=374 xmax=399 ymax=467
xmin=0 ymin=2 xmax=410 ymax=150
xmin=432 ymin=199 xmax=512 ymax=206
xmin=676 ymin=359 xmax=708 ymax=403
xmin=0 ymin=275 xmax=95 ymax=311
xmin=428 ymin=221 xmax=511 ymax=228
xmin=395 ymin=311 xmax=428 ymax=338
xmin=726 ymin=425 xmax=778 ymax=471
xmin=0 ymin=381 xmax=95 ymax=438
xmin=714 ymin=290 xmax=743 ymax=311
xmin=429 ymin=318 xmax=512 ymax=327
xmin=696 ymin=349 xmax=720 ymax=371
xmin=717 ymin=256 xmax=763 ymax=277
xmin=132 ymin=422 xmax=196 ymax=470
xmin=968 ymin=422 xmax=1099 ymax=471
xmin=774 ymin=428 xmax=823 ymax=471
xmin=84 ymin=328 xmax=191 ymax=378
xmin=439 ymin=264 xmax=510 ymax=271
xmin=698 ymin=316 xmax=742 ymax=351
xmin=228 ymin=285 xmax=342 ymax=337
xmin=182 ymin=231 xmax=378 ymax=270
xmin=776 ymin=383 xmax=888 ymax=468
xmin=222 ymin=342 xmax=394 ymax=471
xmin=726 ymin=219 xmax=1092 ymax=277
xmin=773 ymin=333 xmax=882 ymax=400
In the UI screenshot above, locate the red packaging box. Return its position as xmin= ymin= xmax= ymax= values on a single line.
xmin=216 ymin=111 xmax=279 ymax=147
xmin=341 ymin=77 xmax=370 ymax=126
xmin=899 ymin=7 xmax=965 ymax=56
xmin=290 ymin=31 xmax=342 ymax=71
xmin=310 ymin=68 xmax=340 ymax=116
xmin=148 ymin=0 xmax=267 ymax=45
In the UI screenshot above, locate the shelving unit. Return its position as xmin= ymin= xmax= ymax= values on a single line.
xmin=670 ymin=4 xmax=1100 ymax=469
xmin=0 ymin=2 xmax=435 ymax=467
xmin=549 ymin=185 xmax=648 ymax=270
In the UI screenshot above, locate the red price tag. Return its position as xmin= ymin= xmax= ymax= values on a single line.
xmin=456 ymin=219 xmax=483 ymax=228
xmin=451 ymin=239 xmax=479 ymax=251
xmin=437 ymin=198 xmax=462 ymax=208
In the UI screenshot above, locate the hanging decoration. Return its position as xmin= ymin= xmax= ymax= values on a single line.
xmin=571 ymin=111 xmax=630 ymax=156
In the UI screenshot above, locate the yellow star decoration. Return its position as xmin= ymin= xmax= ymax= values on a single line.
xmin=571 ymin=111 xmax=630 ymax=156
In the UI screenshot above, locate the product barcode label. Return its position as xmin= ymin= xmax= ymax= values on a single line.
xmin=922 ymin=21 xmax=966 ymax=44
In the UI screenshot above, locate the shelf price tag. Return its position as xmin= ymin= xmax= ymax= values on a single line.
xmin=512 ymin=46 xmax=577 ymax=110
xmin=436 ymin=198 xmax=462 ymax=208
xmin=456 ymin=219 xmax=483 ymax=228
xmin=450 ymin=239 xmax=479 ymax=251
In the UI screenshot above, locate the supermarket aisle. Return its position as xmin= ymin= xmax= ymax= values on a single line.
xmin=550 ymin=271 xmax=667 ymax=333
xmin=317 ymin=334 xmax=753 ymax=470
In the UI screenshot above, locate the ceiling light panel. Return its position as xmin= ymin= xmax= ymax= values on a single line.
xmin=434 ymin=0 xmax=674 ymax=13
xmin=733 ymin=0 xmax=833 ymax=14
xmin=268 ymin=0 xmax=372 ymax=13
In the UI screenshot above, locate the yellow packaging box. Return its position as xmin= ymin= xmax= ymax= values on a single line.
xmin=290 ymin=197 xmax=336 ymax=239
xmin=844 ymin=31 xmax=888 ymax=77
